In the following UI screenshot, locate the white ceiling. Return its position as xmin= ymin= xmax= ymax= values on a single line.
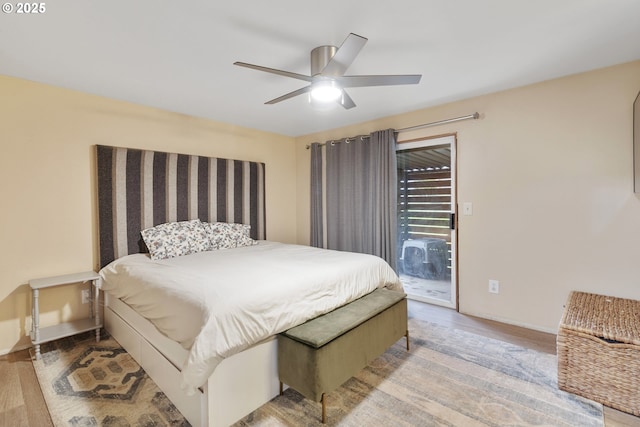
xmin=2 ymin=1 xmax=640 ymax=137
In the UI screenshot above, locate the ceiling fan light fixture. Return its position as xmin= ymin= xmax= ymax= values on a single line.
xmin=310 ymin=80 xmax=342 ymax=103
xmin=234 ymin=33 xmax=421 ymax=110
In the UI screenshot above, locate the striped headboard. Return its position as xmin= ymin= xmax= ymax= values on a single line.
xmin=96 ymin=145 xmax=266 ymax=268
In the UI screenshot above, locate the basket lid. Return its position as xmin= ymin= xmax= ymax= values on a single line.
xmin=560 ymin=291 xmax=640 ymax=345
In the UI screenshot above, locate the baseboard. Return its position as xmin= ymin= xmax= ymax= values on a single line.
xmin=462 ymin=310 xmax=557 ymax=335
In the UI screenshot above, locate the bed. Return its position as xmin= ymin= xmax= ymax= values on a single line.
xmin=95 ymin=145 xmax=403 ymax=426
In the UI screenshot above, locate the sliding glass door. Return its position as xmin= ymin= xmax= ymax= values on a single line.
xmin=396 ymin=135 xmax=457 ymax=308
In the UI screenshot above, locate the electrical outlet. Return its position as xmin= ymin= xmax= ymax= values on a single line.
xmin=488 ymin=280 xmax=500 ymax=294
xmin=81 ymin=289 xmax=90 ymax=304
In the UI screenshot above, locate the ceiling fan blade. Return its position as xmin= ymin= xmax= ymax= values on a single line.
xmin=320 ymin=33 xmax=368 ymax=77
xmin=339 ymin=74 xmax=422 ymax=88
xmin=339 ymin=90 xmax=356 ymax=109
xmin=234 ymin=62 xmax=313 ymax=83
xmin=265 ymin=85 xmax=312 ymax=105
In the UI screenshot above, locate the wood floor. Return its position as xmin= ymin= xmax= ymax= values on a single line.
xmin=0 ymin=348 xmax=53 ymax=427
xmin=1 ymin=300 xmax=638 ymax=427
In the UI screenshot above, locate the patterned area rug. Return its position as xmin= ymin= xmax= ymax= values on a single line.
xmin=31 ymin=333 xmax=190 ymax=427
xmin=234 ymin=318 xmax=603 ymax=427
xmin=32 ymin=320 xmax=603 ymax=427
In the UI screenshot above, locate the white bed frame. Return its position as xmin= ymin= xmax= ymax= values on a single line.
xmin=104 ymin=294 xmax=282 ymax=427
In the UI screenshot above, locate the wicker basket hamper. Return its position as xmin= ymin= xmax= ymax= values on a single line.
xmin=557 ymin=291 xmax=640 ymax=416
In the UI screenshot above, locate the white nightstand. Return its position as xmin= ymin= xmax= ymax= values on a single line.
xmin=29 ymin=270 xmax=102 ymax=359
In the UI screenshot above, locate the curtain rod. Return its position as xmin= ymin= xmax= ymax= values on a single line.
xmin=397 ymin=112 xmax=479 ymax=132
xmin=305 ymin=112 xmax=480 ymax=149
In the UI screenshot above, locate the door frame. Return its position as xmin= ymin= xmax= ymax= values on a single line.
xmin=396 ymin=132 xmax=458 ymax=310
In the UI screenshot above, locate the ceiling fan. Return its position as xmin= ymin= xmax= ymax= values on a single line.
xmin=234 ymin=33 xmax=422 ymax=109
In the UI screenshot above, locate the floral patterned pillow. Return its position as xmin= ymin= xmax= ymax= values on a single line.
xmin=141 ymin=219 xmax=209 ymax=260
xmin=228 ymin=223 xmax=255 ymax=247
xmin=204 ymin=222 xmax=256 ymax=250
xmin=188 ymin=220 xmax=211 ymax=253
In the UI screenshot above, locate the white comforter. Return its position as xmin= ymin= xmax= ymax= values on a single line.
xmin=99 ymin=241 xmax=402 ymax=393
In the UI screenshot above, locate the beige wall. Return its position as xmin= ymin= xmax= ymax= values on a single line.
xmin=296 ymin=60 xmax=640 ymax=332
xmin=0 ymin=75 xmax=297 ymax=354
xmin=3 ymin=60 xmax=640 ymax=355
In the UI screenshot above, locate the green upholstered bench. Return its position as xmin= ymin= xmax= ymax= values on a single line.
xmin=278 ymin=288 xmax=409 ymax=423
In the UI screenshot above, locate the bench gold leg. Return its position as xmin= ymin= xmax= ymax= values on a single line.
xmin=279 ymin=381 xmax=283 ymax=396
xmin=406 ymin=329 xmax=410 ymax=351
xmin=321 ymin=393 xmax=326 ymax=424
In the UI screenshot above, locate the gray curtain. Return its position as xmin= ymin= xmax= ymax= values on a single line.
xmin=310 ymin=129 xmax=397 ymax=270
xmin=310 ymin=142 xmax=323 ymax=247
